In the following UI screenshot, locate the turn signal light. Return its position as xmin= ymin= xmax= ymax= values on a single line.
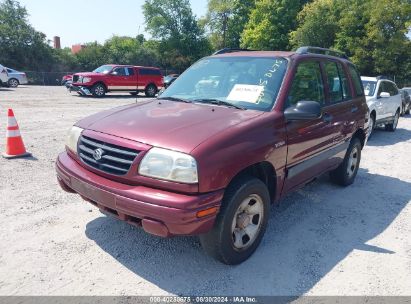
xmin=196 ymin=207 xmax=218 ymax=218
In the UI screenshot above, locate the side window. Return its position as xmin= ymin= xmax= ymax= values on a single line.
xmin=388 ymin=82 xmax=399 ymax=96
xmin=127 ymin=68 xmax=135 ymax=76
xmin=140 ymin=69 xmax=148 ymax=75
xmin=287 ymin=61 xmax=325 ymax=106
xmin=348 ymin=65 xmax=364 ymax=97
xmin=324 ymin=61 xmax=343 ymax=103
xmin=378 ymin=81 xmax=385 ymax=96
xmin=113 ymin=67 xmax=126 ymax=76
xmin=337 ymin=63 xmax=352 ymax=99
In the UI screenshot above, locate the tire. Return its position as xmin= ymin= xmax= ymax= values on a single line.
xmin=91 ymin=83 xmax=106 ymax=98
xmin=367 ymin=114 xmax=375 ymax=138
xmin=385 ymin=110 xmax=399 ymax=132
xmin=330 ymin=137 xmax=362 ymax=187
xmin=145 ymin=84 xmax=157 ymax=97
xmin=405 ymin=106 xmax=410 ymax=115
xmin=8 ymin=78 xmax=19 ymax=88
xmin=199 ymin=176 xmax=270 ymax=265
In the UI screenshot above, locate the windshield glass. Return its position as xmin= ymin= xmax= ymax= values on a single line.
xmin=160 ymin=56 xmax=288 ymax=111
xmin=362 ymin=80 xmax=377 ymax=96
xmin=93 ymin=65 xmax=113 ymax=74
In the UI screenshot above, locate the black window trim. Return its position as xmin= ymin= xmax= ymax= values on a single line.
xmin=284 ymin=58 xmax=327 ymax=110
xmin=321 ymin=59 xmax=352 ymax=104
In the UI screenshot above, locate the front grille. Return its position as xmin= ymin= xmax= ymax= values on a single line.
xmin=78 ymin=136 xmax=140 ymax=176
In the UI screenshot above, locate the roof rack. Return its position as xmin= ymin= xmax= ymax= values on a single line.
xmin=296 ymin=46 xmax=348 ymax=59
xmin=212 ymin=48 xmax=255 ymax=55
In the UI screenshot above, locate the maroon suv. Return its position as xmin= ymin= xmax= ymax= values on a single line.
xmin=56 ymin=47 xmax=369 ymax=264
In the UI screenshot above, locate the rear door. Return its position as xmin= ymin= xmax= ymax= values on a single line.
xmin=284 ymin=60 xmax=342 ymax=193
xmin=385 ymin=81 xmax=401 ymax=117
xmin=322 ymin=60 xmax=355 ymax=144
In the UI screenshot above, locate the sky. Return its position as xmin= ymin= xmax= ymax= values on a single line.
xmin=18 ymin=0 xmax=208 ymax=48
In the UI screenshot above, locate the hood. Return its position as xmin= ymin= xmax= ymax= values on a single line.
xmin=77 ymin=99 xmax=263 ymax=154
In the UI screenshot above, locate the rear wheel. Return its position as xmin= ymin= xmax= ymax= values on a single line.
xmin=145 ymin=84 xmax=157 ymax=97
xmin=91 ymin=83 xmax=106 ymax=98
xmin=385 ymin=110 xmax=399 ymax=132
xmin=199 ymin=176 xmax=270 ymax=265
xmin=330 ymin=137 xmax=362 ymax=186
xmin=8 ymin=78 xmax=19 ymax=88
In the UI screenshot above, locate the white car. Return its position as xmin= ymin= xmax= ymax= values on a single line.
xmin=361 ymin=76 xmax=402 ymax=137
xmin=0 ymin=64 xmax=9 ymax=86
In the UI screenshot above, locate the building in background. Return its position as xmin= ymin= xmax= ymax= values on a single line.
xmin=53 ymin=36 xmax=61 ymax=49
xmin=71 ymin=44 xmax=86 ymax=54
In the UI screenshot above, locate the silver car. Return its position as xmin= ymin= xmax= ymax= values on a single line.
xmin=6 ymin=67 xmax=28 ymax=87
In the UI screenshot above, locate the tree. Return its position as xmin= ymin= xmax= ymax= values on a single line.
xmin=143 ymin=0 xmax=211 ymax=69
xmin=226 ymin=0 xmax=255 ymax=48
xmin=241 ymin=0 xmax=310 ymax=50
xmin=290 ymin=0 xmax=411 ymax=85
xmin=201 ymin=0 xmax=255 ymax=50
xmin=201 ymin=0 xmax=236 ymax=49
xmin=0 ymin=0 xmax=55 ymax=70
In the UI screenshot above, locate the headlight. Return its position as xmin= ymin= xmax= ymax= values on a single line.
xmin=139 ymin=147 xmax=198 ymax=183
xmin=82 ymin=77 xmax=91 ymax=83
xmin=65 ymin=126 xmax=83 ymax=154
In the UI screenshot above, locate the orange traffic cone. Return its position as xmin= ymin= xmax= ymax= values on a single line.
xmin=2 ymin=109 xmax=31 ymax=159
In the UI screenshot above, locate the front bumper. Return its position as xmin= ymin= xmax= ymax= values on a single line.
xmin=56 ymin=152 xmax=223 ymax=237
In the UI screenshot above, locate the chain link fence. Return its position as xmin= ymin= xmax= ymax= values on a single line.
xmin=24 ymin=69 xmax=182 ymax=86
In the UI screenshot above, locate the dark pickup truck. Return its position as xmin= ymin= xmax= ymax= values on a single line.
xmin=57 ymin=47 xmax=369 ymax=264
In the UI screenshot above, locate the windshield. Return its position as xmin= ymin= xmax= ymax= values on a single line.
xmin=93 ymin=65 xmax=113 ymax=74
xmin=362 ymin=80 xmax=377 ymax=96
xmin=160 ymin=56 xmax=288 ymax=111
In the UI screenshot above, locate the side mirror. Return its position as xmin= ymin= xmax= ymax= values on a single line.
xmin=284 ymin=100 xmax=322 ymax=121
xmin=379 ymin=92 xmax=390 ymax=98
xmin=110 ymin=71 xmax=118 ymax=76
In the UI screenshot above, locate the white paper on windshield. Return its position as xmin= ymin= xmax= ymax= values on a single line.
xmin=227 ymin=84 xmax=264 ymax=104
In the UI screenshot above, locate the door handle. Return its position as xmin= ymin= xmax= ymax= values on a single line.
xmin=323 ymin=113 xmax=333 ymax=123
xmin=351 ymin=106 xmax=358 ymax=113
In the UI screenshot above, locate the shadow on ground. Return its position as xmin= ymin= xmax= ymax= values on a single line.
xmin=85 ymin=167 xmax=410 ymax=295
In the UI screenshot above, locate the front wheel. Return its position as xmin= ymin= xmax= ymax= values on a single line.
xmin=8 ymin=78 xmax=19 ymax=88
xmin=330 ymin=137 xmax=362 ymax=186
xmin=199 ymin=176 xmax=270 ymax=265
xmin=145 ymin=84 xmax=157 ymax=97
xmin=91 ymin=83 xmax=106 ymax=98
xmin=385 ymin=111 xmax=399 ymax=132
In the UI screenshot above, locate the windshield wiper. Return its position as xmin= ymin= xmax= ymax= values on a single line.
xmin=192 ymin=98 xmax=246 ymax=110
xmin=157 ymin=96 xmax=192 ymax=103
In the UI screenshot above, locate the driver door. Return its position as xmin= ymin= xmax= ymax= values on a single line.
xmin=283 ymin=60 xmax=341 ymax=193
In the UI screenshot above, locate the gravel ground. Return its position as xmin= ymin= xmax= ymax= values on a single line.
xmin=0 ymin=85 xmax=410 ymax=296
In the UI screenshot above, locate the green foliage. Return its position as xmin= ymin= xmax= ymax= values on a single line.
xmin=290 ymin=0 xmax=411 ymax=85
xmin=241 ymin=0 xmax=309 ymax=50
xmin=200 ymin=0 xmax=255 ymax=50
xmin=0 ymin=0 xmax=55 ymax=70
xmin=143 ymin=0 xmax=211 ymax=69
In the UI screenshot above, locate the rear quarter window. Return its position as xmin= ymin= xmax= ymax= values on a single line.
xmin=139 ymin=68 xmax=161 ymax=76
